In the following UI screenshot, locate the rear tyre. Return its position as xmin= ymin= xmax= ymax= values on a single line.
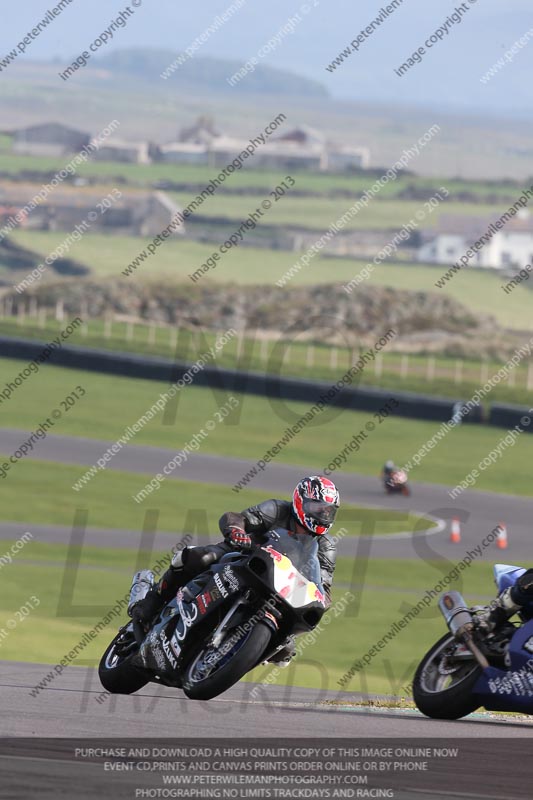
xmin=98 ymin=631 xmax=148 ymax=694
xmin=413 ymin=633 xmax=482 ymax=719
xmin=183 ymin=622 xmax=271 ymax=701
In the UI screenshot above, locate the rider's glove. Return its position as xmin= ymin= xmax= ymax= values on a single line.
xmin=227 ymin=525 xmax=252 ymax=549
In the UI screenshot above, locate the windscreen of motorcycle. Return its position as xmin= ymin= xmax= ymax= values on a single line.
xmin=261 ymin=528 xmax=325 ymax=608
xmin=494 ymin=563 xmax=526 ymax=593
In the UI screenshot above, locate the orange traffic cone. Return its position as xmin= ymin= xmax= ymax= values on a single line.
xmin=450 ymin=517 xmax=461 ymax=543
xmin=496 ymin=523 xmax=508 ymax=549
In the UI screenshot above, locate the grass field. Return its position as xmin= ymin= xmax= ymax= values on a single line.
xmin=10 ymin=231 xmax=533 ymax=330
xmin=0 ymin=151 xmax=525 ymax=198
xmin=2 ymin=315 xmax=533 ymax=406
xmin=1 ymin=359 xmax=532 ymax=496
xmin=0 ymin=543 xmax=497 ymax=694
xmin=171 ymin=193 xmax=502 ymax=231
xmin=0 ymin=457 xmax=426 ymax=536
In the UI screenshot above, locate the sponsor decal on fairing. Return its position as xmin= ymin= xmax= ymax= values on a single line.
xmin=214 ymin=572 xmax=229 ymax=599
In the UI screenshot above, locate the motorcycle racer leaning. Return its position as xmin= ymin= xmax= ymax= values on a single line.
xmin=131 ymin=476 xmax=340 ymax=666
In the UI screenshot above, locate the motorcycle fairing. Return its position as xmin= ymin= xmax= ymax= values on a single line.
xmin=138 ymin=528 xmax=326 ymax=678
xmin=140 ymin=562 xmax=250 ymax=676
xmin=473 ymin=619 xmax=533 ymax=712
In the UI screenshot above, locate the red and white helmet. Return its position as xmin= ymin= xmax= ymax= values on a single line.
xmin=292 ymin=476 xmax=340 ymax=535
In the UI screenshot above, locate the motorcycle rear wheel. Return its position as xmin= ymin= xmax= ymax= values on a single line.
xmin=183 ymin=622 xmax=271 ymax=701
xmin=413 ymin=633 xmax=482 ymax=719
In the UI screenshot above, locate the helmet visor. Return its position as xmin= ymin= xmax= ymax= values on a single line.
xmin=302 ymin=499 xmax=338 ymax=525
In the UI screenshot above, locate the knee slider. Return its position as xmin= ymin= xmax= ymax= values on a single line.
xmin=171 ymin=549 xmax=186 ymax=570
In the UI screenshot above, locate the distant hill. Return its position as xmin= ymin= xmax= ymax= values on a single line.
xmin=95 ymin=49 xmax=329 ymax=98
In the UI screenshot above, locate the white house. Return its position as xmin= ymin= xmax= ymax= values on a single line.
xmin=418 ymin=212 xmax=533 ymax=269
xmin=159 ymin=117 xmax=370 ymax=173
xmin=91 ymin=139 xmax=152 ymax=164
xmin=324 ymin=146 xmax=370 ymax=171
xmin=159 ymin=142 xmax=209 ymax=165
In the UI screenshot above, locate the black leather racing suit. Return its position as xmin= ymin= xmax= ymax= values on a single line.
xmin=135 ymin=499 xmax=337 ymax=627
xmin=219 ymin=499 xmax=337 ymax=598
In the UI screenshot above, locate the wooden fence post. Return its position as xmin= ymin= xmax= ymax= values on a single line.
xmin=236 ymin=332 xmax=245 ymax=359
xmin=527 ymin=363 xmax=533 ymax=392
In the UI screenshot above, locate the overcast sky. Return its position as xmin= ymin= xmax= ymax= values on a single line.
xmin=3 ymin=0 xmax=533 ymax=115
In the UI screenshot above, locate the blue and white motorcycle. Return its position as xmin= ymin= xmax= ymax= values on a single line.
xmin=414 ymin=564 xmax=533 ymax=719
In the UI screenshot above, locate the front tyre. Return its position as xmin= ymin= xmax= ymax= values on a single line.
xmin=183 ymin=622 xmax=271 ymax=701
xmin=98 ymin=630 xmax=149 ymax=694
xmin=413 ymin=633 xmax=482 ymax=719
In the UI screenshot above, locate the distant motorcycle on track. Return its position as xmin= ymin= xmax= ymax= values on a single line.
xmin=98 ymin=528 xmax=326 ymax=701
xmin=383 ymin=468 xmax=410 ymax=496
xmin=413 ymin=564 xmax=533 ymax=719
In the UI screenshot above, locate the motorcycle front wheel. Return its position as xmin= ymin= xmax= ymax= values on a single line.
xmin=183 ymin=622 xmax=271 ymax=701
xmin=413 ymin=633 xmax=482 ymax=719
xmin=98 ymin=628 xmax=149 ymax=694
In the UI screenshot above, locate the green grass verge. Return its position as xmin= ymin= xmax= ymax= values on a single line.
xmin=0 ymin=457 xmax=425 ymax=535
xmin=0 ymin=546 xmax=498 ymax=695
xmin=0 ymin=358 xmax=531 ymax=496
xmin=1 ymin=316 xmax=532 ymax=406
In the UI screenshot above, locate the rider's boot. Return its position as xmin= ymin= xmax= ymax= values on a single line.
xmin=130 ymin=550 xmax=188 ymax=626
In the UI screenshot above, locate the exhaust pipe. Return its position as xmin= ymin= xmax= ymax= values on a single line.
xmin=438 ymin=591 xmax=489 ymax=669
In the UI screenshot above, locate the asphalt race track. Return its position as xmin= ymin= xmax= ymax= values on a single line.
xmin=3 ymin=660 xmax=533 ymax=738
xmin=1 ymin=662 xmax=533 ymax=799
xmin=1 ymin=428 xmax=533 ymax=564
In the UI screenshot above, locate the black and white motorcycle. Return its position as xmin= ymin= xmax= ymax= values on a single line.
xmin=99 ymin=529 xmax=326 ymax=701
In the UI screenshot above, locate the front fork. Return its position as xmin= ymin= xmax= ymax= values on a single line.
xmin=211 ymin=592 xmax=280 ymax=649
